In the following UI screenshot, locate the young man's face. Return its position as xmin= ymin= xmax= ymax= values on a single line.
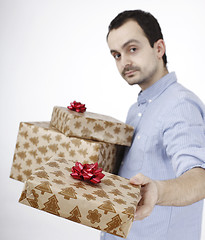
xmin=107 ymin=20 xmax=163 ymax=90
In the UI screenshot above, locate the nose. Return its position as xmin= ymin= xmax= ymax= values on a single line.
xmin=121 ymin=54 xmax=132 ymax=69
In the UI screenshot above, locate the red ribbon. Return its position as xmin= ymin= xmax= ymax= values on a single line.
xmin=67 ymin=101 xmax=86 ymax=113
xmin=70 ymin=162 xmax=105 ymax=184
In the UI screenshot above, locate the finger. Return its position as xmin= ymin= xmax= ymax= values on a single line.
xmin=134 ymin=205 xmax=153 ymax=221
xmin=130 ymin=173 xmax=151 ymax=185
xmin=137 ymin=197 xmax=144 ymax=206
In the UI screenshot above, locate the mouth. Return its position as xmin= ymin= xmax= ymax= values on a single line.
xmin=124 ymin=70 xmax=137 ymax=77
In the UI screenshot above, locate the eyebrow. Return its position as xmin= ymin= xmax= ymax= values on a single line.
xmin=110 ymin=39 xmax=140 ymax=54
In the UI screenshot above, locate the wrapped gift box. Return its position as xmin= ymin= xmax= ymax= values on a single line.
xmin=50 ymin=106 xmax=134 ymax=146
xmin=10 ymin=122 xmax=117 ymax=182
xmin=19 ymin=157 xmax=141 ymax=238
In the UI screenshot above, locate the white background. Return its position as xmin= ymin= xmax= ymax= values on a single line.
xmin=1 ymin=0 xmax=205 ymax=239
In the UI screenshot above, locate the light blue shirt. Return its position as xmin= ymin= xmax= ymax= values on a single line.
xmin=101 ymin=72 xmax=205 ymax=240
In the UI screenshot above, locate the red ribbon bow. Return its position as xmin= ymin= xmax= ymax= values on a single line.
xmin=70 ymin=162 xmax=105 ymax=184
xmin=67 ymin=101 xmax=86 ymax=113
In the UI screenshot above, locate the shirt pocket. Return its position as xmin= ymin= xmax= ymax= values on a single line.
xmin=124 ymin=133 xmax=148 ymax=171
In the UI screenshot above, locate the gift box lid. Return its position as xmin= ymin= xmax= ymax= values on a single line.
xmin=10 ymin=121 xmax=117 ymax=183
xmin=19 ymin=157 xmax=141 ymax=238
xmin=51 ymin=106 xmax=134 ymax=146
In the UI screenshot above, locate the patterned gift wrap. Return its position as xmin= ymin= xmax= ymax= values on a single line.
xmin=10 ymin=122 xmax=117 ymax=182
xmin=19 ymin=158 xmax=141 ymax=238
xmin=50 ymin=106 xmax=134 ymax=146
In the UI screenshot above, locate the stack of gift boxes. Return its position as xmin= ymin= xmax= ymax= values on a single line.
xmin=10 ymin=105 xmax=141 ymax=238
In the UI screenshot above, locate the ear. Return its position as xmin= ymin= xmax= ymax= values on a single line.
xmin=154 ymin=39 xmax=166 ymax=60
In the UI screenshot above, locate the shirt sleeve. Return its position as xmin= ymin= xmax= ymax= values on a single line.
xmin=162 ymin=97 xmax=205 ymax=177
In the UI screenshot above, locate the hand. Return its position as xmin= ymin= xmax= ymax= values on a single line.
xmin=130 ymin=173 xmax=159 ymax=220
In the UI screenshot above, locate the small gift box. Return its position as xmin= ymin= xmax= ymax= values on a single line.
xmin=10 ymin=122 xmax=117 ymax=182
xmin=50 ymin=106 xmax=134 ymax=146
xmin=19 ymin=157 xmax=141 ymax=238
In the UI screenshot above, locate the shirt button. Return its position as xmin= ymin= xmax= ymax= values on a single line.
xmin=101 ymin=232 xmax=105 ymax=238
xmin=137 ymin=135 xmax=141 ymax=140
xmin=148 ymin=99 xmax=152 ymax=103
xmin=138 ymin=113 xmax=142 ymax=117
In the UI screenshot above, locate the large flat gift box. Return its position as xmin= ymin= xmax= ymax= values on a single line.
xmin=50 ymin=106 xmax=134 ymax=146
xmin=19 ymin=157 xmax=141 ymax=238
xmin=10 ymin=122 xmax=117 ymax=182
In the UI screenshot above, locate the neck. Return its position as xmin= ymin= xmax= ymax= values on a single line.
xmin=140 ymin=67 xmax=169 ymax=91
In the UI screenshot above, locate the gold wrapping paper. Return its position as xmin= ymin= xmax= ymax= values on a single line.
xmin=50 ymin=106 xmax=134 ymax=146
xmin=10 ymin=122 xmax=116 ymax=182
xmin=19 ymin=158 xmax=141 ymax=238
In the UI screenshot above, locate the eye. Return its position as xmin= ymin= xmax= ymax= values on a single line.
xmin=113 ymin=53 xmax=121 ymax=60
xmin=130 ymin=47 xmax=137 ymax=53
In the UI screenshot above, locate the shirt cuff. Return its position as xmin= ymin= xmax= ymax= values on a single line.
xmin=178 ymin=163 xmax=205 ymax=176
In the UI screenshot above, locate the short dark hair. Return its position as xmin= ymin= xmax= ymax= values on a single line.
xmin=107 ymin=10 xmax=167 ymax=66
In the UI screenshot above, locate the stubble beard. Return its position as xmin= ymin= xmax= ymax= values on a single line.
xmin=121 ymin=65 xmax=141 ymax=85
xmin=122 ymin=65 xmax=158 ymax=88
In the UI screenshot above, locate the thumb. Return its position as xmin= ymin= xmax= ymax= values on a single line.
xmin=130 ymin=173 xmax=150 ymax=185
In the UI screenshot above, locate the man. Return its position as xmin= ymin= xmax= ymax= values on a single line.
xmin=101 ymin=10 xmax=205 ymax=240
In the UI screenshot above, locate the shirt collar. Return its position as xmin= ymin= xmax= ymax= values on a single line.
xmin=137 ymin=72 xmax=177 ymax=105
